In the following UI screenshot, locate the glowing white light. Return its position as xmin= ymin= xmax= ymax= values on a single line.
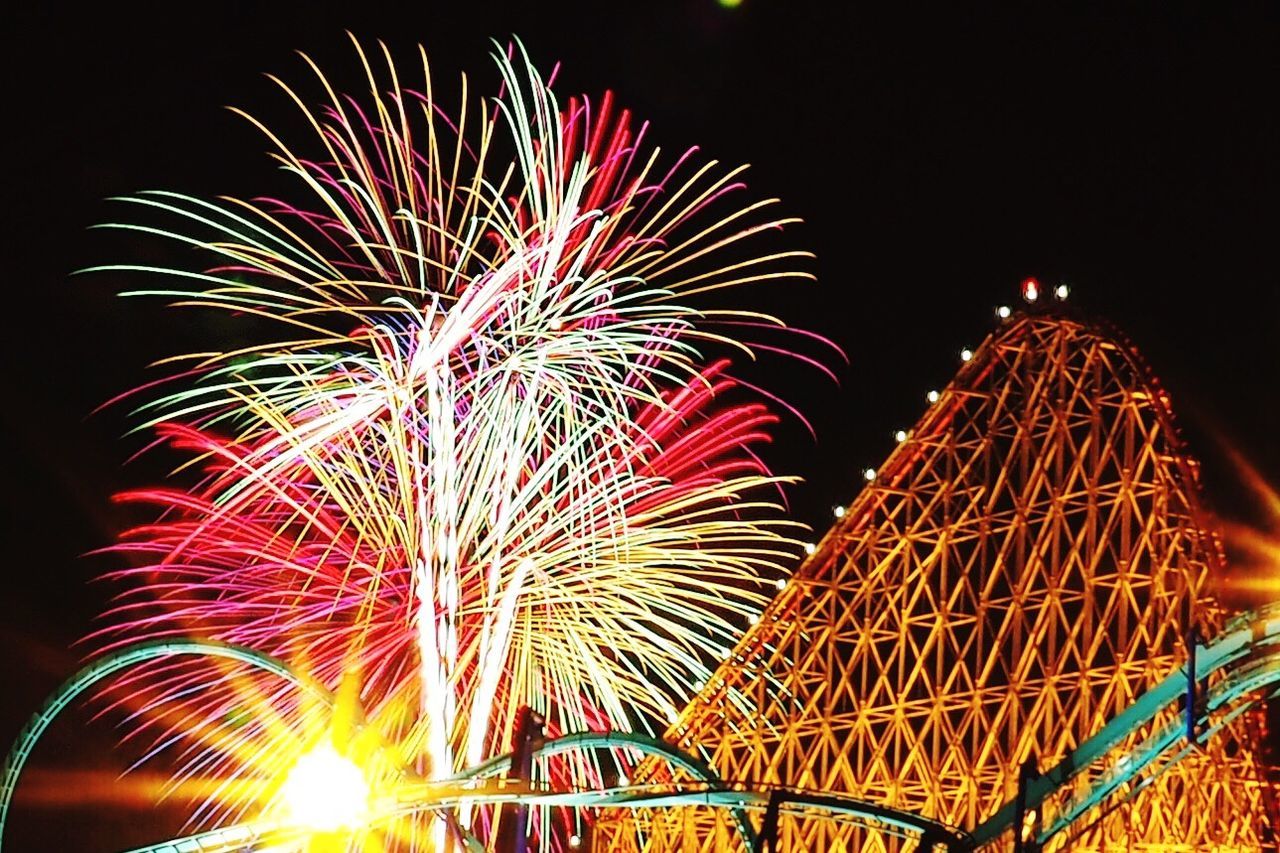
xmin=746 ymin=612 xmax=759 ymax=625
xmin=1055 ymin=283 xmax=1069 ymax=301
xmin=960 ymin=348 xmax=973 ymax=362
xmin=996 ymin=305 xmax=1012 ymax=319
xmin=1021 ymin=807 xmax=1039 ymax=840
xmin=774 ymin=577 xmax=787 ymax=590
xmin=863 ymin=467 xmax=876 ymax=481
xmin=894 ymin=429 xmax=908 ymax=443
xmin=1022 ymin=277 xmax=1040 ymax=302
xmin=569 ymin=834 xmax=583 ymax=849
xmin=280 ymin=742 xmax=370 ymax=833
xmin=618 ymin=775 xmax=629 ymax=786
xmin=926 ymin=389 xmax=940 ymax=404
xmin=693 ymin=679 xmax=705 ymax=690
xmin=803 ymin=542 xmax=816 ymax=555
xmin=833 ymin=505 xmax=846 ymax=518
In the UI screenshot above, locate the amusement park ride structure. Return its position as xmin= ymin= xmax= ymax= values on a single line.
xmin=3 ymin=298 xmax=1278 ymax=851
xmin=600 ymin=302 xmax=1278 ymax=851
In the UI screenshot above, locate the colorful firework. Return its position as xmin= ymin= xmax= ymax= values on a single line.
xmin=89 ymin=37 xmax=823 ymax=848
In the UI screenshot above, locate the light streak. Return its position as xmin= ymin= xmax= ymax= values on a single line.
xmin=89 ymin=35 xmax=826 ymax=848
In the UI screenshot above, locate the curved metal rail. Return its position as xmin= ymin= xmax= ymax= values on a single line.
xmin=458 ymin=730 xmax=968 ymax=849
xmin=971 ymin=602 xmax=1280 ymax=847
xmin=0 ymin=639 xmax=331 ymax=852
xmin=7 ymin=602 xmax=1277 ymax=853
xmin=456 ymin=730 xmax=756 ymax=847
xmin=391 ymin=779 xmax=971 ymax=850
xmin=114 ymin=730 xmax=971 ymax=852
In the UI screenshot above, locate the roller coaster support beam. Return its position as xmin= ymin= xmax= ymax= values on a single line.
xmin=1186 ymin=627 xmax=1202 ymax=746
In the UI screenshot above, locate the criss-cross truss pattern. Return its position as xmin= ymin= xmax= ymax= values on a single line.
xmin=601 ymin=312 xmax=1270 ymax=851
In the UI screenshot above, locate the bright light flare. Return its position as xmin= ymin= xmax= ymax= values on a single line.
xmin=1215 ymin=443 xmax=1280 ymax=599
xmin=279 ymin=743 xmax=370 ymax=833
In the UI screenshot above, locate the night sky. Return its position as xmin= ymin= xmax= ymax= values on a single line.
xmin=3 ymin=3 xmax=1278 ymax=848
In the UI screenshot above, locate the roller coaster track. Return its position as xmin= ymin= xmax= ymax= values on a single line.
xmin=970 ymin=601 xmax=1280 ymax=849
xmin=0 ymin=639 xmax=333 ymax=853
xmin=4 ymin=602 xmax=1278 ymax=852
xmin=114 ymin=730 xmax=972 ymax=853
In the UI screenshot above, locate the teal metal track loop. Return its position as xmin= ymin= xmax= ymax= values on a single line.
xmin=971 ymin=603 xmax=1280 ymax=847
xmin=7 ymin=604 xmax=1277 ymax=853
xmin=0 ymin=639 xmax=330 ymax=852
xmin=459 ymin=730 xmax=758 ymax=849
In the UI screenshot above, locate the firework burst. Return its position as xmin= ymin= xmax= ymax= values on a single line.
xmin=89 ymin=36 xmax=824 ymax=848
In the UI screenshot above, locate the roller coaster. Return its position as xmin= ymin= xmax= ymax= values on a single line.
xmin=3 ymin=601 xmax=1276 ymax=852
xmin=6 ymin=311 xmax=1274 ymax=849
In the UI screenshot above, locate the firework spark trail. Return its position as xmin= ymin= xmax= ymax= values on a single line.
xmin=90 ymin=36 xmax=829 ymax=847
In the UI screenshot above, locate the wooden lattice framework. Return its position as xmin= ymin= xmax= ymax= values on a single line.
xmin=600 ymin=311 xmax=1270 ymax=851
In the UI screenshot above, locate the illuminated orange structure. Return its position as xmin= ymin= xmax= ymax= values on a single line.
xmin=602 ymin=309 xmax=1272 ymax=850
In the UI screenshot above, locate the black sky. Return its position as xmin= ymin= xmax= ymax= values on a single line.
xmin=2 ymin=2 xmax=1278 ymax=848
